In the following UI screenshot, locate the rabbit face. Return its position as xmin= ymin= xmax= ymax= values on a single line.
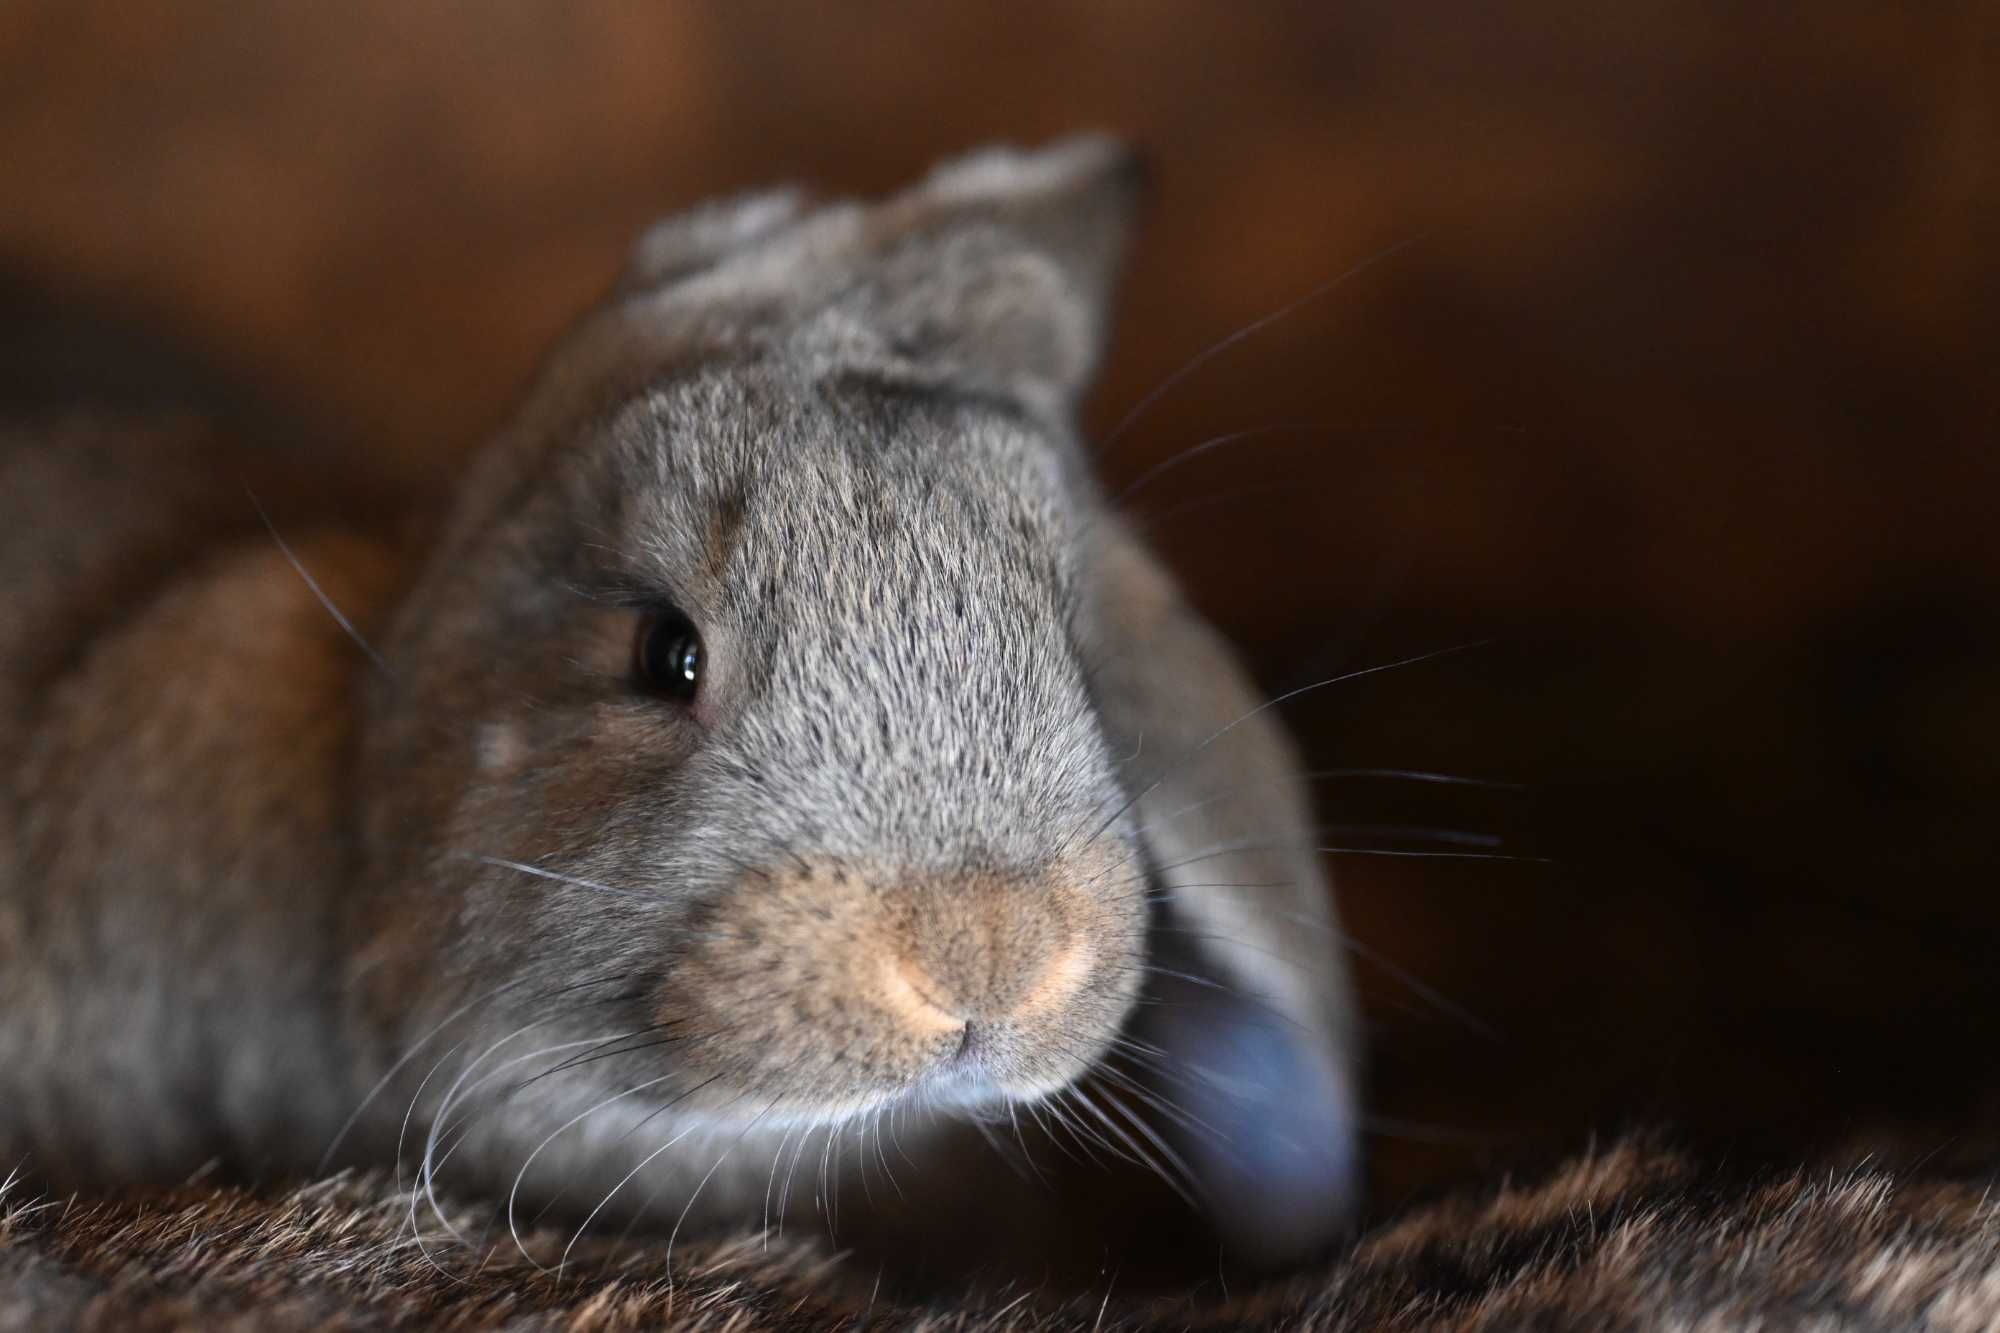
xmin=360 ymin=362 xmax=1147 ymax=1126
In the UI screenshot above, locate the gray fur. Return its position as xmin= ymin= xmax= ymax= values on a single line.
xmin=0 ymin=136 xmax=1357 ymax=1271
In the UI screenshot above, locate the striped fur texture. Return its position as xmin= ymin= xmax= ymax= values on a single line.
xmin=5 ymin=1137 xmax=1997 ymax=1331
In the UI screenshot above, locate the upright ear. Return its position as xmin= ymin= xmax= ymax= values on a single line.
xmin=615 ymin=187 xmax=808 ymax=294
xmin=607 ymin=137 xmax=1144 ymax=409
xmin=835 ymin=133 xmax=1148 ymax=407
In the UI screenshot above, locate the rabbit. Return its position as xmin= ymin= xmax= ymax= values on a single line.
xmin=0 ymin=135 xmax=1358 ymax=1274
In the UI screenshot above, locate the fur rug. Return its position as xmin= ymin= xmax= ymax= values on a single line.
xmin=5 ymin=1138 xmax=1998 ymax=1331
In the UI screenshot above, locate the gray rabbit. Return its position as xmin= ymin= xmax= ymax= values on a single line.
xmin=0 ymin=136 xmax=1356 ymax=1271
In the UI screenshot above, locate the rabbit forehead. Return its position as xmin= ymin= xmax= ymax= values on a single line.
xmin=603 ymin=365 xmax=1085 ymax=605
xmin=595 ymin=367 xmax=1116 ymax=864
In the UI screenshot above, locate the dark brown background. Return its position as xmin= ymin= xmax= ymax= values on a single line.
xmin=4 ymin=3 xmax=1997 ymax=1219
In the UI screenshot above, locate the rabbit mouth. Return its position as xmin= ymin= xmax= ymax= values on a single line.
xmin=648 ymin=850 xmax=1147 ymax=1123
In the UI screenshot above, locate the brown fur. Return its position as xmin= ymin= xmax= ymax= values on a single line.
xmin=5 ymin=1137 xmax=1998 ymax=1331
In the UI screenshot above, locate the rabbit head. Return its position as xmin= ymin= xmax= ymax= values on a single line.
xmin=347 ymin=136 xmax=1357 ymax=1265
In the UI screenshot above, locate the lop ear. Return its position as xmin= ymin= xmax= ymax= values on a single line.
xmin=1081 ymin=521 xmax=1362 ymax=1270
xmin=616 ymin=187 xmax=808 ymax=294
xmin=835 ymin=133 xmax=1148 ymax=406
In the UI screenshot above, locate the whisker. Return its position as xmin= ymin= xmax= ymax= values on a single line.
xmin=1096 ymin=1077 xmax=1213 ymax=1191
xmin=1005 ymin=1100 xmax=1047 ymax=1186
xmin=1317 ymin=845 xmax=1549 ymax=862
xmin=507 ymin=1070 xmax=719 ymax=1272
xmin=469 ymin=854 xmax=665 ymax=903
xmin=1068 ymin=1085 xmax=1198 ymax=1207
xmin=1321 ymin=824 xmax=1503 ymax=848
xmin=817 ymin=1117 xmax=840 ymax=1232
xmin=1030 ymin=1095 xmax=1099 ymax=1169
xmin=1087 ymin=1054 xmax=1226 ymax=1148
xmin=871 ymin=1105 xmax=903 ymax=1203
xmin=655 ymin=1100 xmax=779 ymax=1288
xmin=420 ymin=1025 xmax=604 ymax=1244
xmin=1145 ymin=923 xmax=1329 ymax=982
xmin=327 ymin=964 xmax=634 ymax=1178
xmin=1114 ymin=422 xmax=1335 ymax=502
xmin=612 ymin=1071 xmax=727 ymax=1148
xmin=763 ymin=1120 xmax=802 ymax=1243
xmin=322 ymin=982 xmax=507 ymax=1175
xmin=1048 ymin=1091 xmax=1119 ymax=1167
xmin=1147 ymin=883 xmax=1494 ymax=1036
xmin=556 ymin=1104 xmax=732 ymax=1278
xmin=1136 ymin=828 xmax=1513 ymax=885
xmin=1129 ymin=836 xmax=1545 ymax=898
xmin=509 ymin=1027 xmax=683 ymax=1091
xmin=396 ymin=1037 xmax=468 ymax=1202
xmin=1063 ymin=639 xmax=1495 ymax=863
xmin=779 ymin=1115 xmax=816 ymax=1224
xmin=1125 ymin=780 xmax=1506 ymax=851
xmin=246 ymin=484 xmax=393 ymax=677
xmin=1305 ymin=767 xmax=1527 ymax=791
xmin=1125 ymin=483 xmax=1294 ymax=540
xmin=1096 ymin=233 xmax=1427 ymax=456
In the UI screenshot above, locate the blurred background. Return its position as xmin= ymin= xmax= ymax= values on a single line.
xmin=3 ymin=2 xmax=1996 ymax=1221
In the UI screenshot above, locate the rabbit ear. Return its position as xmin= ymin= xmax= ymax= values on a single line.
xmin=616 ymin=188 xmax=808 ymax=294
xmin=610 ymin=137 xmax=1143 ymax=408
xmin=1137 ymin=816 xmax=1361 ymax=1270
xmin=1081 ymin=521 xmax=1361 ymax=1269
xmin=833 ymin=134 xmax=1147 ymax=405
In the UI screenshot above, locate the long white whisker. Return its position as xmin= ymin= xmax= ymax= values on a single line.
xmin=419 ymin=1022 xmax=581 ymax=1244
xmin=657 ymin=1101 xmax=779 ymax=1292
xmin=397 ymin=1038 xmax=468 ymax=1202
xmin=1063 ymin=640 xmax=1494 ymax=862
xmin=556 ymin=1115 xmax=717 ymax=1278
xmin=321 ymin=971 xmax=627 ymax=1173
xmin=247 ymin=484 xmax=392 ymax=676
xmin=1097 ymin=233 xmax=1427 ymax=455
xmin=1094 ymin=1080 xmax=1209 ymax=1200
xmin=1069 ymin=1085 xmax=1198 ymax=1207
xmin=1304 ymin=766 xmax=1527 ymax=790
xmin=506 ymin=1070 xmax=681 ymax=1271
xmin=763 ymin=1120 xmax=802 ymax=1243
xmin=470 ymin=854 xmax=666 ymax=903
xmin=1114 ymin=422 xmax=1332 ymax=502
xmin=1148 ymin=881 xmax=1494 ymax=1035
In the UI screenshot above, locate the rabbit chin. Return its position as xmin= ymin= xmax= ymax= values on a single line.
xmin=694 ymin=1018 xmax=1118 ymax=1129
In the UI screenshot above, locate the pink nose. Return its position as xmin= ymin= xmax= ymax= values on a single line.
xmin=882 ymin=960 xmax=966 ymax=1035
xmin=881 ymin=936 xmax=1093 ymax=1037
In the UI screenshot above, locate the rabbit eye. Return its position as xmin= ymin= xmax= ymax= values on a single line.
xmin=634 ymin=609 xmax=703 ymax=701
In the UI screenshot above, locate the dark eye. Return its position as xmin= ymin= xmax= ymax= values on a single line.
xmin=633 ymin=609 xmax=703 ymax=701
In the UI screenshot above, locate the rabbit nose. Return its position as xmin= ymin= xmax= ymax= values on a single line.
xmin=882 ymin=959 xmax=967 ymax=1035
xmin=884 ymin=936 xmax=1093 ymax=1035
